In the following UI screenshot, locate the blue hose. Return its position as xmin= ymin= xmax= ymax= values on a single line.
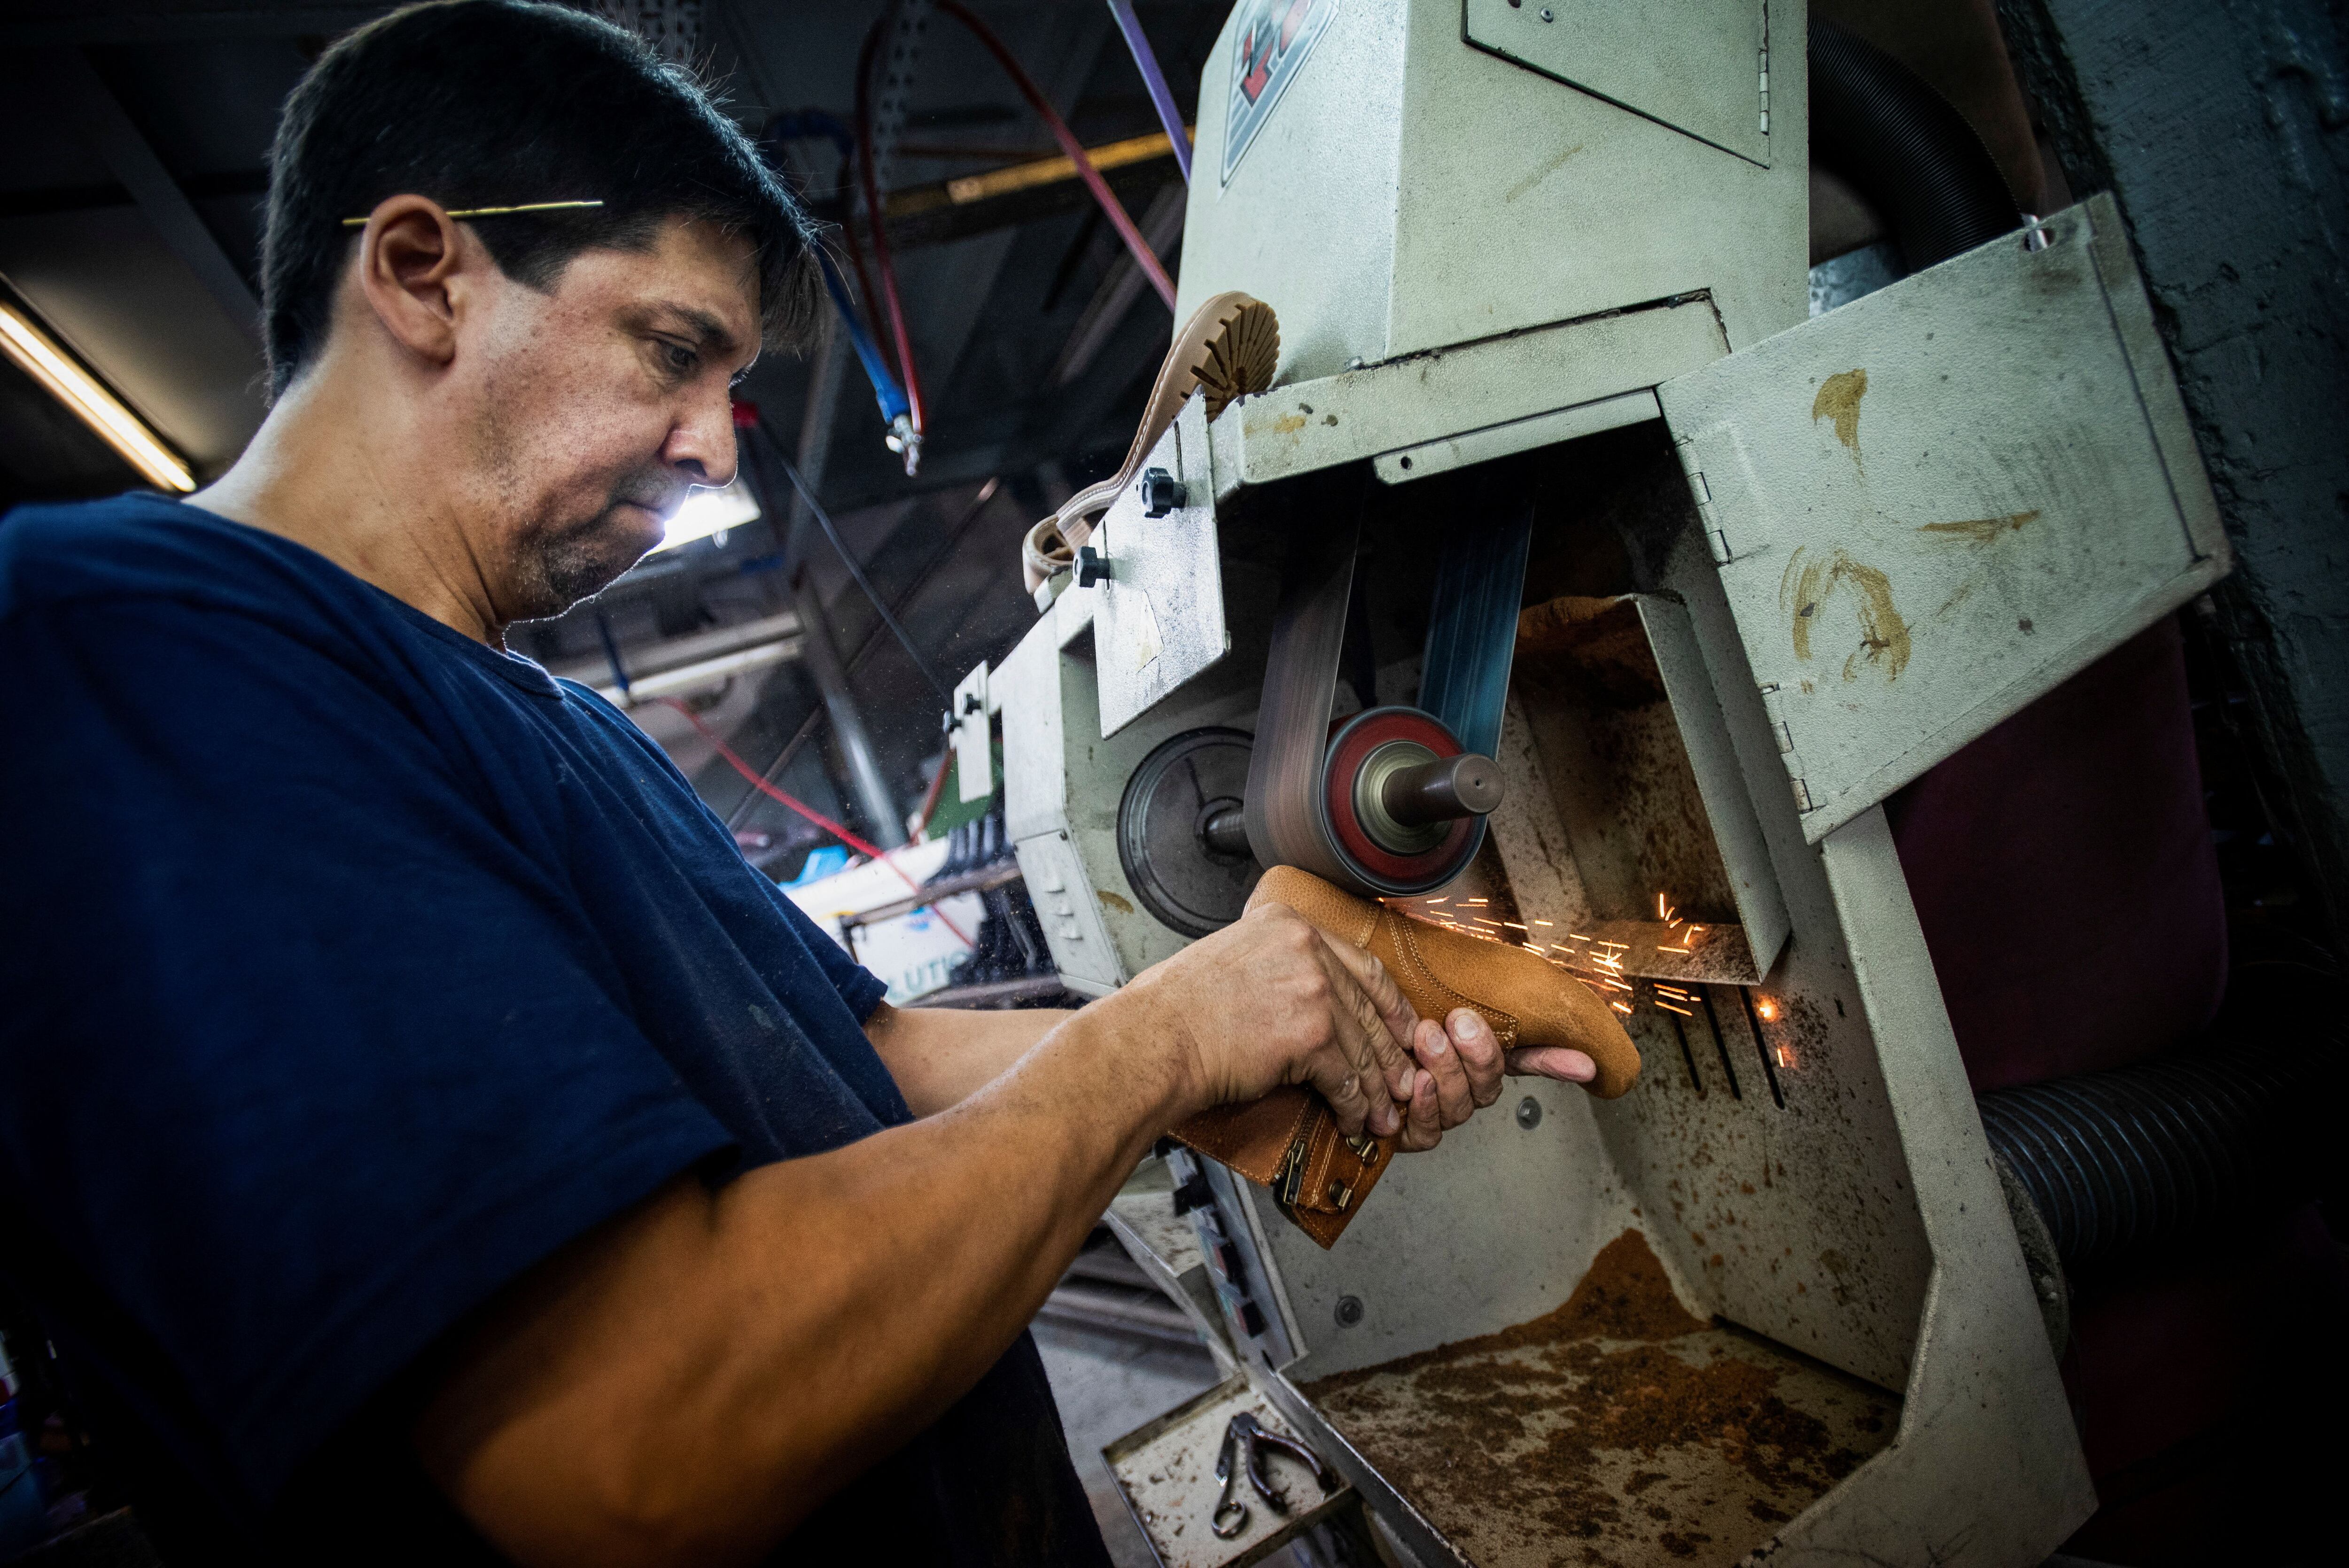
xmin=762 ymin=112 xmax=915 ymax=438
xmin=814 ymin=248 xmax=911 ymax=429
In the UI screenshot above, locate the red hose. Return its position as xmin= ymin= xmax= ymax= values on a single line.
xmin=659 ymin=696 xmax=973 ymax=948
xmin=910 ymin=745 xmax=954 ymax=839
xmin=935 ymin=0 xmax=1178 ymax=310
xmin=852 ymin=0 xmax=1180 ymax=456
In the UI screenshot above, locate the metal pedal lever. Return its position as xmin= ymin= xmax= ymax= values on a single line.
xmin=1211 ymin=1412 xmax=1338 ymax=1539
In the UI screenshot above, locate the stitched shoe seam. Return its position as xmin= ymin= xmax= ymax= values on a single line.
xmin=1390 ymin=917 xmax=1523 ymax=1047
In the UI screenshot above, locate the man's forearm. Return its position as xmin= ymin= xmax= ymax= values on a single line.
xmin=866 ymin=1001 xmax=1074 ymax=1116
xmin=416 ymin=903 xmax=1434 ymax=1568
xmin=417 ymin=1001 xmax=1178 ymax=1568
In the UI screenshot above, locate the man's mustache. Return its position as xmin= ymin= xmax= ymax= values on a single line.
xmin=607 ymin=475 xmax=692 ymax=522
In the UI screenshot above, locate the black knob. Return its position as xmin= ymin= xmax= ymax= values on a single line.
xmin=1141 ymin=467 xmax=1182 ymax=517
xmin=1076 ymin=545 xmax=1112 ymax=587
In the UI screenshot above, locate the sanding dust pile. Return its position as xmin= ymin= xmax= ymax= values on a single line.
xmin=1303 ymin=1231 xmax=1893 ymax=1567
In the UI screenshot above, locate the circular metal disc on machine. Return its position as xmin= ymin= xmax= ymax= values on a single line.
xmin=1322 ymin=706 xmax=1482 ymax=895
xmin=1118 ymin=727 xmax=1261 ymax=937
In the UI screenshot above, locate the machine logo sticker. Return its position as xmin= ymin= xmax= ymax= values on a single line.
xmin=1222 ymin=0 xmax=1340 ymax=187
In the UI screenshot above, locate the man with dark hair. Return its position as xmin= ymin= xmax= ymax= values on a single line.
xmin=0 ymin=2 xmax=1579 ymax=1562
xmin=257 ymin=0 xmax=821 ymax=401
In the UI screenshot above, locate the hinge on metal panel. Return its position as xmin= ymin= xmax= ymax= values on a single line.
xmin=1756 ymin=682 xmax=1796 ymax=754
xmin=1673 ymin=437 xmax=1735 ymax=564
xmin=1757 ymin=683 xmax=1815 ymax=815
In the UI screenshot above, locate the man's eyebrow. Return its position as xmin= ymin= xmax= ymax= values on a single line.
xmin=639 ymin=301 xmax=747 ymax=361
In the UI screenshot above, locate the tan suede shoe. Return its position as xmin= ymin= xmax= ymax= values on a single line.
xmin=1174 ymin=866 xmax=1641 ymax=1247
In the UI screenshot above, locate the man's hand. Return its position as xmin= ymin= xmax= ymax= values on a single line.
xmin=1116 ymin=900 xmax=1608 ymax=1150
xmin=1116 ymin=899 xmax=1422 ymax=1140
xmin=412 ymin=898 xmax=1588 ymax=1568
xmin=1394 ymin=1008 xmax=1598 ymax=1151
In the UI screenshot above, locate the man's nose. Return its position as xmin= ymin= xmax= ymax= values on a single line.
xmin=665 ymin=392 xmax=741 ymax=490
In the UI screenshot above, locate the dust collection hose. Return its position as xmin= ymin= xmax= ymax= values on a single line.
xmin=1808 ymin=17 xmax=2021 ymax=272
xmin=1805 ymin=19 xmax=2346 ymax=1275
xmin=1977 ymin=1033 xmax=2339 ymax=1271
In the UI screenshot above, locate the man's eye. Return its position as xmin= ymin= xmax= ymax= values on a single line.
xmin=661 ymin=342 xmax=697 ymax=374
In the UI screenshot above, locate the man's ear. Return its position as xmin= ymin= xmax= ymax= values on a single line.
xmin=351 ymin=195 xmax=477 ymax=369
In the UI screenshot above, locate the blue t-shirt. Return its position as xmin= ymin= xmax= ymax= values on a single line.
xmin=0 ymin=496 xmax=1107 ymax=1564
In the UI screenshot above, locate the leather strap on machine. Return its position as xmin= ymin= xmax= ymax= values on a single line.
xmin=1021 ymin=291 xmax=1279 ymax=592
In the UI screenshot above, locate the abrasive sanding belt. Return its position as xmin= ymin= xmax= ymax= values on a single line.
xmin=1242 ymin=498 xmax=1534 ymax=898
xmin=1173 ymin=463 xmax=1639 ymax=1250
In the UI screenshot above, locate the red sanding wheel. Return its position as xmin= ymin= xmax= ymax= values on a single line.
xmin=1322 ymin=706 xmax=1481 ymax=894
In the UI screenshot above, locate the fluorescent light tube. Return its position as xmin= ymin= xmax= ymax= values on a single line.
xmin=0 ymin=302 xmax=194 ymax=494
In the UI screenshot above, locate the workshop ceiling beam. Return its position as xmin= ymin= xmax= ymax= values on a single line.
xmin=29 ymin=47 xmax=263 ymax=348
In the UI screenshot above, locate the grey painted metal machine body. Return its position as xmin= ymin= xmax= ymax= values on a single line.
xmin=972 ymin=2 xmax=2226 ymax=1562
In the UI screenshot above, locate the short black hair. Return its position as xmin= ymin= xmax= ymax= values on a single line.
xmin=260 ymin=0 xmax=817 ymax=396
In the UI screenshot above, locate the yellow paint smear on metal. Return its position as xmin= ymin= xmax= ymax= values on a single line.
xmin=1783 ymin=547 xmax=1911 ymax=682
xmin=1918 ymin=509 xmax=2041 ymax=543
xmin=1811 ymin=369 xmax=1867 ymax=466
xmin=1503 ymin=143 xmax=1586 ymax=204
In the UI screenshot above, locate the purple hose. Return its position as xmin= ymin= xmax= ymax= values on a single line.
xmin=1106 ymin=0 xmax=1191 ymax=183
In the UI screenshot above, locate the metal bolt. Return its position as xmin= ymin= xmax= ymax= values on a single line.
xmin=1140 ymin=466 xmax=1182 ymax=517
xmin=1334 ymin=1295 xmax=1365 ymax=1327
xmin=1539 ymin=6 xmax=1555 ymax=19
xmin=1516 ymin=1096 xmax=1543 ymax=1129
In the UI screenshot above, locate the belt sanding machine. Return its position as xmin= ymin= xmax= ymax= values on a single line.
xmin=955 ymin=2 xmax=2231 ymax=1562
